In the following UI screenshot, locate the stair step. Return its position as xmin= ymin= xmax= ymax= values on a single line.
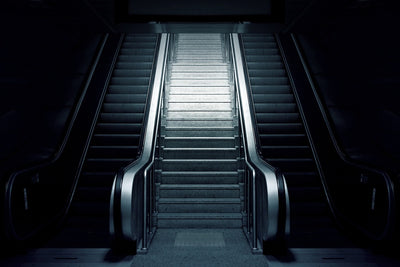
xmin=168 ymin=102 xmax=232 ymax=111
xmin=102 ymin=103 xmax=145 ymax=113
xmin=251 ymin=85 xmax=292 ymax=94
xmin=170 ymin=73 xmax=229 ymax=79
xmin=104 ymin=93 xmax=147 ymax=103
xmin=257 ymin=123 xmax=303 ymax=133
xmin=161 ymin=171 xmax=239 ymax=184
xmin=162 ymin=159 xmax=237 ymax=171
xmin=163 ymin=147 xmax=237 ymax=159
xmin=113 ymin=69 xmax=152 ymax=77
xmin=169 ymin=86 xmax=230 ymax=95
xmin=158 ymin=198 xmax=241 ymax=213
xmin=108 ymin=85 xmax=149 ymax=94
xmin=169 ymin=80 xmax=229 ymax=87
xmin=246 ymin=62 xmax=284 ymax=70
xmin=164 ymin=137 xmax=235 ymax=148
xmin=110 ymin=77 xmax=150 ymax=85
xmin=115 ymin=62 xmax=153 ymax=69
xmin=169 ymin=94 xmax=230 ymax=103
xmin=96 ymin=123 xmax=142 ymax=134
xmin=244 ymin=48 xmax=280 ymax=56
xmin=256 ymin=113 xmax=300 ymax=123
xmin=157 ymin=213 xmax=242 ymax=228
xmin=171 ymin=65 xmax=230 ymax=72
xmin=159 ymin=184 xmax=240 ymax=198
xmin=164 ymin=127 xmax=234 ymax=137
xmin=252 ymin=93 xmax=295 ymax=103
xmin=166 ymin=119 xmax=233 ymax=127
xmin=167 ymin=111 xmax=232 ymax=119
xmin=100 ymin=113 xmax=143 ymax=123
xmin=254 ymin=103 xmax=297 ymax=113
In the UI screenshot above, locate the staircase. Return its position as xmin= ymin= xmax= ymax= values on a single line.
xmin=156 ymin=34 xmax=243 ymax=228
xmin=66 ymin=34 xmax=158 ymax=245
xmin=241 ymin=34 xmax=337 ymax=246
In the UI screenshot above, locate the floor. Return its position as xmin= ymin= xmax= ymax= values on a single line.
xmin=1 ymin=229 xmax=399 ymax=266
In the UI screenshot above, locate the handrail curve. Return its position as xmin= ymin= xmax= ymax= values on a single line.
xmin=110 ymin=34 xmax=169 ymax=252
xmin=230 ymin=33 xmax=290 ymax=252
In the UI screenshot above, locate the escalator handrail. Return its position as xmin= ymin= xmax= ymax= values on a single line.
xmin=288 ymin=33 xmax=395 ymax=240
xmin=110 ymin=34 xmax=169 ymax=247
xmin=138 ymin=34 xmax=161 ymax=156
xmin=230 ymin=33 xmax=290 ymax=248
xmin=3 ymin=33 xmax=112 ymax=241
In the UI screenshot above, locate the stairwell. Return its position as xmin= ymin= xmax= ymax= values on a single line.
xmin=156 ymin=34 xmax=243 ymax=228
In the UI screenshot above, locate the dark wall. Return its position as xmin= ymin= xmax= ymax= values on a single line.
xmin=128 ymin=0 xmax=271 ymax=16
xmin=0 ymin=1 xmax=105 ymax=179
xmin=294 ymin=0 xmax=400 ymax=174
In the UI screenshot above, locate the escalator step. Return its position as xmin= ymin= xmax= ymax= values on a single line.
xmin=102 ymin=103 xmax=145 ymax=113
xmin=254 ymin=103 xmax=297 ymax=113
xmin=113 ymin=69 xmax=152 ymax=77
xmin=257 ymin=122 xmax=303 ymax=133
xmin=252 ymin=93 xmax=295 ymax=103
xmin=96 ymin=122 xmax=142 ymax=133
xmin=115 ymin=62 xmax=153 ymax=69
xmin=110 ymin=77 xmax=150 ymax=85
xmin=108 ymin=85 xmax=149 ymax=94
xmin=256 ymin=113 xmax=300 ymax=123
xmin=104 ymin=94 xmax=147 ymax=103
xmin=100 ymin=113 xmax=143 ymax=123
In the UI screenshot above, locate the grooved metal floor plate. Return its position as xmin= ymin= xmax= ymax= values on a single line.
xmin=174 ymin=231 xmax=226 ymax=247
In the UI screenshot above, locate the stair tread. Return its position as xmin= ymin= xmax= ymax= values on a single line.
xmin=157 ymin=213 xmax=242 ymax=218
xmin=159 ymin=197 xmax=240 ymax=202
xmin=160 ymin=184 xmax=239 ymax=189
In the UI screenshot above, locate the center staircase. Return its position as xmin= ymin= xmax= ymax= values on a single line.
xmin=156 ymin=34 xmax=243 ymax=228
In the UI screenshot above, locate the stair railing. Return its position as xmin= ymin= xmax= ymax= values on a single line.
xmin=110 ymin=33 xmax=170 ymax=253
xmin=229 ymin=33 xmax=290 ymax=253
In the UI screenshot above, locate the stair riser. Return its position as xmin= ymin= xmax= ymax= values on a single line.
xmin=163 ymin=149 xmax=238 ymax=159
xmin=158 ymin=203 xmax=241 ymax=213
xmin=164 ymin=138 xmax=235 ymax=148
xmin=161 ymin=174 xmax=238 ymax=184
xmin=168 ymin=87 xmax=230 ymax=95
xmin=164 ymin=129 xmax=235 ymax=137
xmin=162 ymin=161 xmax=238 ymax=171
xmin=159 ymin=189 xmax=240 ymax=198
xmin=166 ymin=120 xmax=233 ymax=127
xmin=158 ymin=219 xmax=242 ymax=228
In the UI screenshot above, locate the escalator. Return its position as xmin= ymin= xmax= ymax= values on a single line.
xmin=241 ymin=34 xmax=354 ymax=247
xmin=46 ymin=34 xmax=159 ymax=247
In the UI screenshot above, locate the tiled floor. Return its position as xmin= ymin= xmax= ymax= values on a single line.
xmin=1 ymin=229 xmax=399 ymax=266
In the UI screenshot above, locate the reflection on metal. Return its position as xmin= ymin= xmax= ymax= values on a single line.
xmin=230 ymin=33 xmax=290 ymax=252
xmin=110 ymin=34 xmax=170 ymax=252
